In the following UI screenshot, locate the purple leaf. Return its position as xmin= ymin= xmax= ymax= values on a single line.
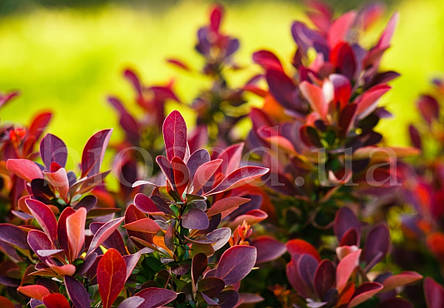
xmin=64 ymin=276 xmax=91 ymax=308
xmin=118 ymin=296 xmax=145 ymax=308
xmin=214 ymin=245 xmax=257 ymax=285
xmin=81 ymin=129 xmax=112 ymax=177
xmin=313 ymin=260 xmax=335 ymax=299
xmin=182 ymin=208 xmax=209 ymax=230
xmin=187 ymin=149 xmax=210 ymax=181
xmin=363 ymin=224 xmax=390 ymax=270
xmin=162 ymin=110 xmax=187 ymax=161
xmin=40 ymin=134 xmax=68 ymax=169
xmin=334 ymin=207 xmax=360 ymax=242
xmin=0 ymin=223 xmax=29 ymax=250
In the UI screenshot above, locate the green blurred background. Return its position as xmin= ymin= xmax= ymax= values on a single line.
xmin=0 ymin=0 xmax=443 ymax=153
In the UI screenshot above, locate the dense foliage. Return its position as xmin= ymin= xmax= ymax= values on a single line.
xmin=0 ymin=2 xmax=443 ymax=307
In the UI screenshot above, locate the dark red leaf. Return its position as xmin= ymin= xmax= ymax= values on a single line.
xmin=417 ymin=94 xmax=440 ymax=125
xmin=198 ymin=277 xmax=225 ymax=298
xmin=205 ymin=166 xmax=269 ymax=196
xmin=81 ymin=129 xmax=112 ymax=177
xmin=314 ymin=259 xmax=335 ymax=299
xmin=97 ymin=248 xmax=127 ymax=308
xmin=252 ymin=236 xmax=286 ymax=264
xmin=192 ymin=253 xmax=208 ymax=287
xmin=382 ymin=271 xmax=422 ymax=292
xmin=330 ymin=42 xmax=357 ymax=80
xmin=87 ymin=217 xmax=124 ymax=255
xmin=425 ymin=277 xmax=444 ymax=308
xmin=348 ymin=282 xmax=383 ymax=307
xmin=25 ymin=199 xmax=58 ymax=243
xmin=134 ymin=287 xmax=177 ymax=308
xmin=207 ymin=196 xmax=249 ymax=217
xmin=213 ymin=245 xmax=257 ymax=285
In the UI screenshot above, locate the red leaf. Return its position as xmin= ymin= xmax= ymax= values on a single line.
xmin=330 ymin=42 xmax=357 ymax=80
xmin=97 ymin=248 xmax=127 ymax=308
xmin=213 ymin=245 xmax=257 ymax=285
xmin=348 ymin=282 xmax=383 ymax=307
xmin=252 ymin=50 xmax=283 ymax=71
xmin=17 ymin=284 xmax=50 ymax=300
xmin=166 ymin=58 xmax=191 ymax=71
xmin=207 ymin=196 xmax=250 ymax=217
xmin=66 ymin=207 xmax=87 ymax=261
xmin=6 ymin=159 xmax=43 ymax=182
xmin=424 ymin=277 xmax=444 ymax=308
xmin=336 ymin=249 xmax=361 ymax=293
xmin=355 ymin=84 xmax=391 ymax=117
xmin=252 ymin=236 xmax=286 ymax=264
xmin=205 ymin=166 xmax=269 ymax=196
xmin=0 ymin=296 xmax=14 ymax=308
xmin=286 ymin=239 xmax=321 ymax=261
xmin=210 ymin=4 xmax=224 ymax=32
xmin=156 ymin=155 xmax=175 ymax=189
xmin=327 ymin=11 xmax=356 ymax=47
xmin=24 ymin=111 xmax=52 ymax=154
xmin=217 ymin=143 xmax=244 ymax=176
xmin=229 ymin=209 xmax=268 ymax=227
xmin=134 ymin=287 xmax=177 ymax=308
xmin=377 ymin=12 xmax=399 ymax=49
xmin=26 ymin=199 xmax=58 ymax=243
xmin=42 ymin=293 xmax=71 ymax=308
xmin=171 ymin=156 xmax=189 ymax=196
xmin=382 ymin=271 xmax=422 ymax=292
xmin=44 ymin=168 xmax=69 ymax=202
xmin=87 ymin=217 xmax=124 ymax=255
xmin=192 ymin=159 xmax=223 ymax=194
xmin=162 ymin=110 xmax=187 ymax=161
xmin=330 ymin=74 xmax=352 ymax=108
xmin=300 ymin=81 xmax=328 ymax=120
xmin=81 ymin=129 xmax=112 ymax=177
xmin=123 ymin=218 xmax=160 ymax=233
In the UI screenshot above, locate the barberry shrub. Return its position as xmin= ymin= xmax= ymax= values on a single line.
xmin=0 ymin=1 xmax=440 ymax=308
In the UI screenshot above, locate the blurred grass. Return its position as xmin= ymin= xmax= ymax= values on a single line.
xmin=0 ymin=0 xmax=443 ymax=156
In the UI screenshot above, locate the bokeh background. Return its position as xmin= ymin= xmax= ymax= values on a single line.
xmin=0 ymin=0 xmax=443 ymax=152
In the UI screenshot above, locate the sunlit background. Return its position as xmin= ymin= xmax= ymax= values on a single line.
xmin=0 ymin=0 xmax=443 ymax=152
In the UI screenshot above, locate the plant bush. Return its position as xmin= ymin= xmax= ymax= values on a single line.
xmin=0 ymin=1 xmax=443 ymax=307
